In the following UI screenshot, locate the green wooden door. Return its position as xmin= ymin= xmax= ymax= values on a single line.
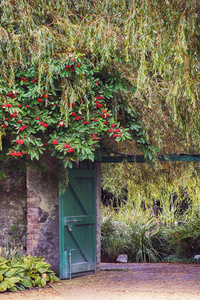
xmin=59 ymin=163 xmax=96 ymax=279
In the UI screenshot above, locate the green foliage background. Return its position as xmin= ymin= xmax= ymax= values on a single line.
xmin=0 ymin=0 xmax=199 ymax=155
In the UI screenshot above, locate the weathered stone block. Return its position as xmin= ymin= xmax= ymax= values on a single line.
xmin=0 ymin=165 xmax=27 ymax=248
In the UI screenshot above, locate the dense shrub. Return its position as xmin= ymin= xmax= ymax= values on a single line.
xmin=166 ymin=213 xmax=200 ymax=258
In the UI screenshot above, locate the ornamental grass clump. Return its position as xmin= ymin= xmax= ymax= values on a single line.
xmin=101 ymin=202 xmax=171 ymax=263
xmin=0 ymin=255 xmax=59 ymax=293
xmin=101 ymin=206 xmax=130 ymax=262
xmin=128 ymin=217 xmax=170 ymax=263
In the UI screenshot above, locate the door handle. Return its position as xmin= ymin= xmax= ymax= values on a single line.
xmin=64 ymin=217 xmax=83 ymax=227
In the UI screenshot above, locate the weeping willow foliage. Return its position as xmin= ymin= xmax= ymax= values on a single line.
xmin=0 ymin=0 xmax=199 ymax=154
xmin=102 ymin=161 xmax=200 ymax=214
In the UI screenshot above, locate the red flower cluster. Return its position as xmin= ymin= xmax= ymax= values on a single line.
xmin=75 ymin=63 xmax=80 ymax=68
xmin=62 ymin=143 xmax=74 ymax=153
xmin=62 ymin=143 xmax=70 ymax=148
xmin=21 ymin=77 xmax=28 ymax=82
xmin=96 ymin=95 xmax=103 ymax=100
xmin=2 ymin=104 xmax=12 ymax=108
xmin=92 ymin=133 xmax=98 ymax=140
xmin=95 ymin=101 xmax=103 ymax=108
xmin=75 ymin=116 xmax=81 ymax=121
xmin=40 ymin=122 xmax=48 ymax=128
xmin=67 ymin=147 xmax=74 ymax=153
xmin=8 ymin=91 xmax=17 ymax=97
xmin=31 ymin=77 xmax=38 ymax=83
xmin=10 ymin=113 xmax=18 ymax=118
xmin=113 ymin=134 xmax=121 ymax=137
xmin=83 ymin=121 xmax=89 ymax=125
xmin=16 ymin=138 xmax=24 ymax=145
xmin=52 ymin=140 xmax=58 ymax=145
xmin=9 ymin=151 xmax=23 ymax=157
xmin=19 ymin=125 xmax=28 ymax=131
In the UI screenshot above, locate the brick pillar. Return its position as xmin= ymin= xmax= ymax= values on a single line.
xmin=27 ymin=190 xmax=41 ymax=255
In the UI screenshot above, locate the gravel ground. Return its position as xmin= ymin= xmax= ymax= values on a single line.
xmin=1 ymin=263 xmax=200 ymax=300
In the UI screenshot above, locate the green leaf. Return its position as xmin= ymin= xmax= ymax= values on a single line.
xmin=4 ymin=277 xmax=20 ymax=284
xmin=16 ymin=284 xmax=25 ymax=291
xmin=0 ymin=265 xmax=9 ymax=275
xmin=8 ymin=286 xmax=17 ymax=292
xmin=0 ymin=281 xmax=7 ymax=292
xmin=36 ymin=262 xmax=50 ymax=274
xmin=20 ymin=278 xmax=32 ymax=288
xmin=4 ymin=268 xmax=17 ymax=277
xmin=40 ymin=278 xmax=46 ymax=287
xmin=34 ymin=275 xmax=41 ymax=286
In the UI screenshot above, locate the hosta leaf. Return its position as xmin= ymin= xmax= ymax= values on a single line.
xmin=0 ymin=274 xmax=3 ymax=281
xmin=4 ymin=277 xmax=20 ymax=284
xmin=0 ymin=281 xmax=7 ymax=292
xmin=16 ymin=272 xmax=25 ymax=278
xmin=0 ymin=265 xmax=9 ymax=275
xmin=34 ymin=276 xmax=41 ymax=286
xmin=16 ymin=284 xmax=25 ymax=291
xmin=40 ymin=278 xmax=46 ymax=287
xmin=21 ymin=278 xmax=32 ymax=288
xmin=4 ymin=268 xmax=17 ymax=277
xmin=36 ymin=262 xmax=50 ymax=274
xmin=8 ymin=286 xmax=17 ymax=292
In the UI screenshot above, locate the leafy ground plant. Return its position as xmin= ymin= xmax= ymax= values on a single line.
xmin=0 ymin=255 xmax=59 ymax=292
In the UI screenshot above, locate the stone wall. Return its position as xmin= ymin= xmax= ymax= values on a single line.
xmin=0 ymin=166 xmax=27 ymax=249
xmin=26 ymin=151 xmax=59 ymax=275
